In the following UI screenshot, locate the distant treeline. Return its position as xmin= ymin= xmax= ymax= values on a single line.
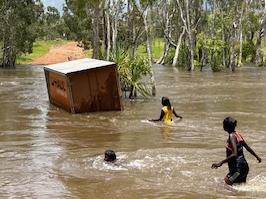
xmin=1 ymin=0 xmax=266 ymax=72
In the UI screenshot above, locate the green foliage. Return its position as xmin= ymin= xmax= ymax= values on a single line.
xmin=242 ymin=41 xmax=255 ymax=62
xmin=196 ymin=32 xmax=225 ymax=71
xmin=178 ymin=44 xmax=190 ymax=68
xmin=111 ymin=49 xmax=152 ymax=98
xmin=136 ymin=38 xmax=164 ymax=60
xmin=164 ymin=47 xmax=175 ymax=65
xmin=152 ymin=38 xmax=164 ymax=60
xmin=62 ymin=5 xmax=91 ymax=43
xmin=0 ymin=0 xmax=43 ymax=67
xmin=38 ymin=6 xmax=69 ymax=40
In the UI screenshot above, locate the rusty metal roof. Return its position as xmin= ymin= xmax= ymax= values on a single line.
xmin=44 ymin=58 xmax=115 ymax=74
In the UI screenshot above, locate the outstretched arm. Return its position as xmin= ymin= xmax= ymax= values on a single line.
xmin=242 ymin=141 xmax=261 ymax=163
xmin=173 ymin=108 xmax=182 ymax=119
xmin=211 ymin=134 xmax=237 ymax=169
xmin=149 ymin=110 xmax=164 ymax=122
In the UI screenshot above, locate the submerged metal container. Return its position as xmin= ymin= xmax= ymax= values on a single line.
xmin=44 ymin=58 xmax=123 ymax=113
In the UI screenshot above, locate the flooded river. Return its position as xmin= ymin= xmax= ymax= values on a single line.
xmin=0 ymin=65 xmax=266 ymax=198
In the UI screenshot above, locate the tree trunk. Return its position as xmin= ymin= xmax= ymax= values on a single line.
xmin=2 ymin=47 xmax=16 ymax=68
xmin=105 ymin=0 xmax=111 ymax=60
xmin=199 ymin=48 xmax=206 ymax=71
xmin=90 ymin=3 xmax=101 ymax=59
xmin=111 ymin=20 xmax=117 ymax=54
xmin=222 ymin=22 xmax=226 ymax=67
xmin=238 ymin=29 xmax=243 ymax=67
xmin=185 ymin=0 xmax=194 ymax=71
xmin=156 ymin=37 xmax=170 ymax=65
xmin=255 ymin=18 xmax=265 ymax=66
xmin=156 ymin=2 xmax=174 ymax=65
xmin=173 ymin=27 xmax=185 ymax=67
xmin=143 ymin=9 xmax=156 ymax=96
xmin=176 ymin=0 xmax=194 ymax=71
xmin=237 ymin=1 xmax=245 ymax=67
xmin=2 ymin=32 xmax=16 ymax=68
xmin=111 ymin=0 xmax=120 ymax=55
xmin=255 ymin=28 xmax=263 ymax=66
xmin=187 ymin=34 xmax=195 ymax=71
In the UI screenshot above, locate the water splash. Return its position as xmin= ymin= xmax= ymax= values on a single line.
xmin=92 ymin=154 xmax=128 ymax=171
xmin=232 ymin=174 xmax=266 ymax=193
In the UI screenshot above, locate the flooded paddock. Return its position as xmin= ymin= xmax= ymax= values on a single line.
xmin=0 ymin=65 xmax=266 ymax=199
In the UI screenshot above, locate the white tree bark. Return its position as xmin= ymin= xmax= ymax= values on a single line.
xmin=105 ymin=0 xmax=111 ymax=60
xmin=156 ymin=1 xmax=173 ymax=65
xmin=143 ymin=8 xmax=156 ymax=96
xmin=156 ymin=37 xmax=170 ymax=65
xmin=255 ymin=2 xmax=266 ymax=66
xmin=238 ymin=0 xmax=246 ymax=67
xmin=173 ymin=27 xmax=185 ymax=67
xmin=176 ymin=0 xmax=194 ymax=71
xmin=111 ymin=0 xmax=120 ymax=54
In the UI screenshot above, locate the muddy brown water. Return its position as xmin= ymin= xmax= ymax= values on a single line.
xmin=0 ymin=65 xmax=266 ymax=199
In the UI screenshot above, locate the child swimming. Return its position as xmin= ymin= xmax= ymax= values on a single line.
xmin=149 ymin=96 xmax=182 ymax=125
xmin=104 ymin=149 xmax=117 ymax=162
xmin=212 ymin=117 xmax=261 ymax=185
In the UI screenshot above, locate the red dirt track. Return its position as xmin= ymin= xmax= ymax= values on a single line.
xmin=30 ymin=41 xmax=86 ymax=65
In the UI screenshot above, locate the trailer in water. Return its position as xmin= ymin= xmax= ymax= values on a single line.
xmin=44 ymin=58 xmax=123 ymax=113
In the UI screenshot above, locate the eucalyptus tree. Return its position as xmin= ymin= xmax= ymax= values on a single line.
xmin=175 ymin=0 xmax=203 ymax=71
xmin=89 ymin=0 xmax=102 ymax=59
xmin=104 ymin=0 xmax=111 ymax=60
xmin=40 ymin=6 xmax=63 ymax=40
xmin=66 ymin=0 xmax=103 ymax=59
xmin=125 ymin=0 xmax=145 ymax=57
xmin=226 ymin=0 xmax=248 ymax=70
xmin=103 ymin=0 xmax=125 ymax=60
xmin=253 ymin=0 xmax=266 ymax=66
xmin=212 ymin=0 xmax=264 ymax=69
xmin=131 ymin=0 xmax=157 ymax=96
xmin=62 ymin=6 xmax=84 ymax=40
xmin=0 ymin=0 xmax=43 ymax=68
xmin=155 ymin=0 xmax=175 ymax=65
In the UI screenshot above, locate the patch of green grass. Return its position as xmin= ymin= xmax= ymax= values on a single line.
xmin=84 ymin=49 xmax=93 ymax=58
xmin=16 ymin=39 xmax=66 ymax=64
xmin=136 ymin=38 xmax=164 ymax=60
xmin=153 ymin=38 xmax=164 ymax=60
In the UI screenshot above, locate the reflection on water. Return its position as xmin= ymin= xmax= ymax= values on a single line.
xmin=0 ymin=65 xmax=266 ymax=198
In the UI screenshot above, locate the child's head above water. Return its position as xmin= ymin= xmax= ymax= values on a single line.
xmin=104 ymin=149 xmax=116 ymax=162
xmin=223 ymin=117 xmax=237 ymax=133
xmin=161 ymin=96 xmax=171 ymax=107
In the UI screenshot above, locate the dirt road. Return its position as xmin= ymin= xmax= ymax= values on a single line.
xmin=30 ymin=41 xmax=86 ymax=65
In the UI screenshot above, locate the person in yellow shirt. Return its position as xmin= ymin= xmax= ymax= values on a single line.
xmin=149 ymin=96 xmax=182 ymax=125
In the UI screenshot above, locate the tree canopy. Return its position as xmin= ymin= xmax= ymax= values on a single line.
xmin=1 ymin=0 xmax=266 ymax=71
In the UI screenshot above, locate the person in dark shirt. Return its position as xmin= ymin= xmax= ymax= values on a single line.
xmin=212 ymin=117 xmax=261 ymax=185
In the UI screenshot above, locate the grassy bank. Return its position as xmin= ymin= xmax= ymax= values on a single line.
xmin=17 ymin=39 xmax=66 ymax=64
xmin=16 ymin=38 xmax=164 ymax=64
xmin=136 ymin=38 xmax=164 ymax=60
xmin=84 ymin=38 xmax=164 ymax=60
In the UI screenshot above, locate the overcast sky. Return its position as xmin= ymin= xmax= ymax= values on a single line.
xmin=42 ymin=0 xmax=65 ymax=11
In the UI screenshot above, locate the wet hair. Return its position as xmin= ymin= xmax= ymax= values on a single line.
xmin=104 ymin=149 xmax=116 ymax=162
xmin=161 ymin=96 xmax=171 ymax=109
xmin=223 ymin=117 xmax=237 ymax=133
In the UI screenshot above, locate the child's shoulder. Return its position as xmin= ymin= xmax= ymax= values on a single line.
xmin=162 ymin=106 xmax=168 ymax=111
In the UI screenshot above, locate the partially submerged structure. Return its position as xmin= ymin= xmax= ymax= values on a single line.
xmin=44 ymin=58 xmax=123 ymax=113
